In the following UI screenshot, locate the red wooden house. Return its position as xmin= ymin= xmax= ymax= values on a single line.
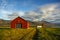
xmin=10 ymin=16 xmax=29 ymax=28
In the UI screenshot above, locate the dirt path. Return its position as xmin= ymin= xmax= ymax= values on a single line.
xmin=32 ymin=29 xmax=39 ymax=40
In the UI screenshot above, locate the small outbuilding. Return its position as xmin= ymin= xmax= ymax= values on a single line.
xmin=10 ymin=16 xmax=29 ymax=28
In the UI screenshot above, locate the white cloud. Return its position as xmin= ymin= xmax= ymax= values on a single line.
xmin=7 ymin=11 xmax=24 ymax=20
xmin=0 ymin=0 xmax=7 ymax=9
xmin=0 ymin=9 xmax=12 ymax=20
xmin=0 ymin=0 xmax=60 ymax=23
xmin=22 ymin=11 xmax=41 ymax=21
xmin=39 ymin=3 xmax=60 ymax=22
xmin=23 ymin=3 xmax=60 ymax=23
xmin=0 ymin=0 xmax=25 ymax=19
xmin=0 ymin=0 xmax=16 ymax=11
xmin=0 ymin=9 xmax=24 ymax=20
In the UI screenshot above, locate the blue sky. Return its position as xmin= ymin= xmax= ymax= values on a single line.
xmin=0 ymin=0 xmax=60 ymax=23
xmin=0 ymin=0 xmax=60 ymax=11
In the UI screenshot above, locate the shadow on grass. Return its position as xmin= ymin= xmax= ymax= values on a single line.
xmin=32 ymin=29 xmax=39 ymax=40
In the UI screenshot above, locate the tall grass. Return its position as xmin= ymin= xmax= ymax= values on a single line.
xmin=37 ymin=28 xmax=60 ymax=40
xmin=0 ymin=28 xmax=36 ymax=40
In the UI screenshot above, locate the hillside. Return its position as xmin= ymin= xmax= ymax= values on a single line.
xmin=0 ymin=19 xmax=60 ymax=28
xmin=0 ymin=19 xmax=10 ymax=28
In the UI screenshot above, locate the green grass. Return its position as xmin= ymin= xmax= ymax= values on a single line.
xmin=0 ymin=28 xmax=36 ymax=40
xmin=0 ymin=27 xmax=60 ymax=40
xmin=36 ymin=28 xmax=60 ymax=40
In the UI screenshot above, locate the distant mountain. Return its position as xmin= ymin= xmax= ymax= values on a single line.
xmin=0 ymin=19 xmax=60 ymax=28
xmin=25 ymin=20 xmax=60 ymax=28
xmin=0 ymin=19 xmax=10 ymax=27
xmin=27 ymin=20 xmax=54 ymax=27
xmin=54 ymin=23 xmax=60 ymax=26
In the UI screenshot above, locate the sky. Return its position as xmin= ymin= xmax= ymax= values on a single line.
xmin=0 ymin=0 xmax=60 ymax=23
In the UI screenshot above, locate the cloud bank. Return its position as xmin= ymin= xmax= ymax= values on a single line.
xmin=0 ymin=0 xmax=60 ymax=23
xmin=8 ymin=11 xmax=24 ymax=20
xmin=22 ymin=3 xmax=60 ymax=23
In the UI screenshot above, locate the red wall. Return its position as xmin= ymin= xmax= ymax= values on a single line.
xmin=10 ymin=17 xmax=29 ymax=28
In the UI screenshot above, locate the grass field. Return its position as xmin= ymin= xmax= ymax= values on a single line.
xmin=0 ymin=28 xmax=60 ymax=40
xmin=34 ymin=28 xmax=60 ymax=40
xmin=0 ymin=28 xmax=36 ymax=40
